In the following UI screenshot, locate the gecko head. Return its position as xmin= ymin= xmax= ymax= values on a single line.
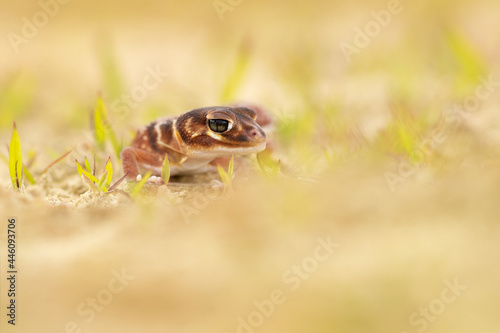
xmin=175 ymin=106 xmax=267 ymax=158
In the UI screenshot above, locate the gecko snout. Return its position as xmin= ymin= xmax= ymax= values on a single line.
xmin=249 ymin=128 xmax=258 ymax=137
xmin=248 ymin=126 xmax=266 ymax=143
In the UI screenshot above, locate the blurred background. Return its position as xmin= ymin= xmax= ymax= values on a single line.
xmin=1 ymin=0 xmax=500 ymax=332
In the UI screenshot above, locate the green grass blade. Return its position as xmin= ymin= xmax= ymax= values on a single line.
xmin=256 ymin=153 xmax=266 ymax=173
xmin=94 ymin=96 xmax=122 ymax=159
xmin=0 ymin=73 xmax=35 ymax=128
xmin=82 ymin=173 xmax=98 ymax=193
xmin=84 ymin=156 xmax=92 ymax=174
xmin=84 ymin=170 xmax=99 ymax=184
xmin=161 ymin=156 xmax=170 ymax=185
xmin=220 ymin=41 xmax=251 ymax=103
xmin=108 ymin=172 xmax=128 ymax=192
xmin=98 ymin=170 xmax=108 ymax=192
xmin=131 ymin=171 xmax=152 ymax=197
xmin=227 ymin=155 xmax=234 ymax=179
xmin=104 ymin=157 xmax=113 ymax=187
xmin=75 ymin=159 xmax=84 ymax=178
xmin=23 ymin=165 xmax=35 ymax=185
xmin=40 ymin=150 xmax=71 ymax=176
xmin=256 ymin=153 xmax=281 ymax=178
xmin=395 ymin=120 xmax=415 ymax=155
xmin=107 ymin=127 xmax=122 ymax=161
xmin=75 ymin=159 xmax=99 ymax=184
xmin=445 ymin=30 xmax=486 ymax=89
xmin=98 ymin=98 xmax=122 ymax=159
xmin=217 ymin=165 xmax=230 ymax=185
xmin=8 ymin=122 xmax=23 ymax=189
xmin=271 ymin=160 xmax=281 ymax=177
xmin=97 ymin=37 xmax=125 ymax=100
xmin=94 ymin=96 xmax=107 ymax=149
xmin=25 ymin=148 xmax=37 ymax=169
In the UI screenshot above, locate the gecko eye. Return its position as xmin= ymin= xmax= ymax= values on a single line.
xmin=208 ymin=119 xmax=231 ymax=133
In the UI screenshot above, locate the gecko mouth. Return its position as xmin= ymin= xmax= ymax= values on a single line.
xmin=240 ymin=141 xmax=267 ymax=153
xmin=192 ymin=142 xmax=267 ymax=158
xmin=213 ymin=141 xmax=267 ymax=155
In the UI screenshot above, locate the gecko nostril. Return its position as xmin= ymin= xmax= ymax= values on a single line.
xmin=247 ymin=127 xmax=265 ymax=141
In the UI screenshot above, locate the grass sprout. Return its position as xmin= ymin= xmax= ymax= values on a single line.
xmin=8 ymin=122 xmax=23 ymax=189
xmin=82 ymin=173 xmax=98 ymax=193
xmin=445 ymin=30 xmax=486 ymax=92
xmin=0 ymin=73 xmax=35 ymax=128
xmin=217 ymin=155 xmax=235 ymax=189
xmin=107 ymin=173 xmax=128 ymax=193
xmin=220 ymin=41 xmax=250 ymax=103
xmin=23 ymin=167 xmax=35 ymax=185
xmin=130 ymin=171 xmax=152 ymax=197
xmin=76 ymin=156 xmax=123 ymax=193
xmin=3 ymin=141 xmax=71 ymax=185
xmin=40 ymin=150 xmax=72 ymax=176
xmin=94 ymin=96 xmax=122 ymax=159
xmin=84 ymin=156 xmax=92 ymax=175
xmin=161 ymin=156 xmax=171 ymax=185
xmin=98 ymin=170 xmax=108 ymax=191
xmin=97 ymin=37 xmax=125 ymax=100
xmin=256 ymin=153 xmax=281 ymax=178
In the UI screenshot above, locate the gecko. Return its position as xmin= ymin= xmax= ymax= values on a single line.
xmin=121 ymin=104 xmax=272 ymax=183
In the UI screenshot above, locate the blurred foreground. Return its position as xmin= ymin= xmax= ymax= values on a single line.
xmin=1 ymin=0 xmax=500 ymax=332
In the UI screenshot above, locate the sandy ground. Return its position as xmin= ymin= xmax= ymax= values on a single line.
xmin=1 ymin=165 xmax=500 ymax=333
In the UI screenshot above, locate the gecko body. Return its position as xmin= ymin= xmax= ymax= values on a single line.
xmin=121 ymin=105 xmax=270 ymax=182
